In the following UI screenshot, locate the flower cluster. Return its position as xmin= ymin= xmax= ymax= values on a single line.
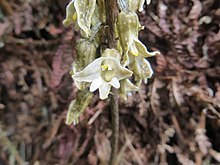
xmin=63 ymin=0 xmax=159 ymax=124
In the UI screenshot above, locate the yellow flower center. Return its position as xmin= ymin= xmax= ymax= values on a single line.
xmin=72 ymin=12 xmax=77 ymax=21
xmin=101 ymin=65 xmax=109 ymax=70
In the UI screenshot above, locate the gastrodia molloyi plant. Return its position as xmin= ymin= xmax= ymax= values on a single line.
xmin=63 ymin=0 xmax=159 ymax=125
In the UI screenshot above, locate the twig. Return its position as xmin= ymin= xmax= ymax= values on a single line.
xmin=125 ymin=133 xmax=144 ymax=165
xmin=104 ymin=0 xmax=119 ymax=164
xmin=171 ymin=114 xmax=186 ymax=143
xmin=0 ymin=129 xmax=26 ymax=165
xmin=42 ymin=112 xmax=65 ymax=149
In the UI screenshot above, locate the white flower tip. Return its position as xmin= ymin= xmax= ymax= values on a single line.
xmin=99 ymin=83 xmax=111 ymax=100
xmin=110 ymin=77 xmax=120 ymax=89
xmin=146 ymin=0 xmax=151 ymax=5
xmin=100 ymin=96 xmax=107 ymax=100
xmin=138 ymin=7 xmax=144 ymax=12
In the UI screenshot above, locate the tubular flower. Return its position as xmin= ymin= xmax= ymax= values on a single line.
xmin=63 ymin=0 xmax=96 ymax=37
xmin=129 ymin=56 xmax=154 ymax=85
xmin=117 ymin=11 xmax=159 ymax=65
xmin=119 ymin=79 xmax=139 ymax=100
xmin=72 ymin=49 xmax=132 ymax=99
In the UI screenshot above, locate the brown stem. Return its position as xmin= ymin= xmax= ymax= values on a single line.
xmin=109 ymin=89 xmax=119 ymax=165
xmin=105 ymin=0 xmax=118 ymax=49
xmin=104 ymin=0 xmax=119 ymax=165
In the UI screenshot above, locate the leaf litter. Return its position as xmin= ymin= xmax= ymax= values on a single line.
xmin=0 ymin=0 xmax=220 ymax=164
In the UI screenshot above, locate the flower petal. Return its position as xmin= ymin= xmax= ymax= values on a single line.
xmin=146 ymin=0 xmax=151 ymax=5
xmin=117 ymin=11 xmax=140 ymax=64
xmin=138 ymin=0 xmax=145 ymax=12
xmin=142 ymin=58 xmax=153 ymax=83
xmin=74 ymin=0 xmax=96 ymax=36
xmin=100 ymin=53 xmax=133 ymax=81
xmin=119 ymin=79 xmax=139 ymax=100
xmin=129 ymin=42 xmax=139 ymax=56
xmin=73 ymin=57 xmax=104 ymax=82
xmin=90 ymin=77 xmax=103 ymax=92
xmin=109 ymin=77 xmax=120 ymax=89
xmin=143 ymin=59 xmax=153 ymax=77
xmin=112 ymin=60 xmax=133 ymax=80
xmin=63 ymin=0 xmax=76 ymax=26
xmin=134 ymin=38 xmax=160 ymax=57
xmin=99 ymin=83 xmax=111 ymax=100
xmin=130 ymin=56 xmax=154 ymax=85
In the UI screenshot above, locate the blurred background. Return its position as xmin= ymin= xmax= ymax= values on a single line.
xmin=0 ymin=0 xmax=220 ymax=164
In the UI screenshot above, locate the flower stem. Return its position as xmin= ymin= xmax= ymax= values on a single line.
xmin=105 ymin=0 xmax=118 ymax=49
xmin=104 ymin=0 xmax=119 ymax=165
xmin=109 ymin=89 xmax=119 ymax=165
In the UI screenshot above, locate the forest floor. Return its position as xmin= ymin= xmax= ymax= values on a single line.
xmin=0 ymin=0 xmax=220 ymax=164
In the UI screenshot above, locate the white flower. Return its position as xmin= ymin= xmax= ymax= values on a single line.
xmin=72 ymin=49 xmax=132 ymax=99
xmin=117 ymin=11 xmax=159 ymax=65
xmin=63 ymin=0 xmax=96 ymax=37
xmin=129 ymin=55 xmax=154 ymax=85
xmin=90 ymin=76 xmax=120 ymax=99
xmin=119 ymin=79 xmax=139 ymax=100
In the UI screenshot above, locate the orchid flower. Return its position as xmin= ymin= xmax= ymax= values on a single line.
xmin=129 ymin=56 xmax=154 ymax=85
xmin=117 ymin=10 xmax=159 ymax=85
xmin=72 ymin=49 xmax=132 ymax=99
xmin=63 ymin=0 xmax=96 ymax=37
xmin=119 ymin=79 xmax=139 ymax=100
xmin=117 ymin=11 xmax=158 ymax=64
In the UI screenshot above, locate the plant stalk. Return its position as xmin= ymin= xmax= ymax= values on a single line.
xmin=104 ymin=0 xmax=119 ymax=165
xmin=109 ymin=89 xmax=119 ymax=165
